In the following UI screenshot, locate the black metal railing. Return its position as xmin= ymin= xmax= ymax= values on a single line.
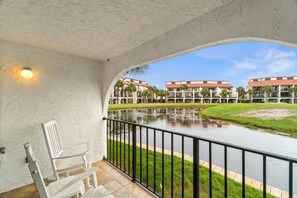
xmin=103 ymin=117 xmax=296 ymax=198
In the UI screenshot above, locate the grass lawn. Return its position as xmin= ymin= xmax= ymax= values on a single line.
xmin=108 ymin=103 xmax=217 ymax=110
xmin=200 ymin=103 xmax=297 ymax=136
xmin=107 ymin=139 xmax=275 ymax=198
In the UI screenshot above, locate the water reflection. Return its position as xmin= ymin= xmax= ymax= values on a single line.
xmin=109 ymin=108 xmax=229 ymax=128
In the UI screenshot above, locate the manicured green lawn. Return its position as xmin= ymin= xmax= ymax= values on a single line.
xmin=108 ymin=103 xmax=217 ymax=110
xmin=200 ymin=103 xmax=297 ymax=136
xmin=107 ymin=140 xmax=275 ymax=198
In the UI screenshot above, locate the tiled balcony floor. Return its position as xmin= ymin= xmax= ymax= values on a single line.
xmin=0 ymin=160 xmax=156 ymax=198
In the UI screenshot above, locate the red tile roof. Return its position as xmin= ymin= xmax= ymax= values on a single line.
xmin=123 ymin=81 xmax=149 ymax=87
xmin=249 ymin=79 xmax=297 ymax=87
xmin=166 ymin=83 xmax=232 ymax=89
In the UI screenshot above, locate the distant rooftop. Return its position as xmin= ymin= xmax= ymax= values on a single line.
xmin=166 ymin=80 xmax=233 ymax=89
xmin=249 ymin=76 xmax=297 ymax=87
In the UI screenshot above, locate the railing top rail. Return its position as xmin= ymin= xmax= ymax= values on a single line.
xmin=103 ymin=117 xmax=297 ymax=163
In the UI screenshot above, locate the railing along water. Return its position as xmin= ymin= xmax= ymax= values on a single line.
xmin=103 ymin=117 xmax=296 ymax=198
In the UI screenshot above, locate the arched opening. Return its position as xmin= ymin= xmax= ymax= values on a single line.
xmin=103 ymin=38 xmax=297 ymax=117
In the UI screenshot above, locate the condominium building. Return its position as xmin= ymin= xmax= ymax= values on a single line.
xmin=110 ymin=77 xmax=149 ymax=104
xmin=166 ymin=80 xmax=238 ymax=103
xmin=248 ymin=76 xmax=297 ymax=103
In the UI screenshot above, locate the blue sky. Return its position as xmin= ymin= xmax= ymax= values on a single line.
xmin=124 ymin=42 xmax=297 ymax=89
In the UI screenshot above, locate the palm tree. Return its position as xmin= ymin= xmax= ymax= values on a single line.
xmin=114 ymin=80 xmax=124 ymax=103
xmin=148 ymin=86 xmax=158 ymax=102
xmin=246 ymin=89 xmax=254 ymax=103
xmin=142 ymin=89 xmax=153 ymax=103
xmin=236 ymin=86 xmax=245 ymax=103
xmin=220 ymin=89 xmax=230 ymax=103
xmin=157 ymin=89 xmax=169 ymax=103
xmin=289 ymin=86 xmax=297 ymax=103
xmin=125 ymin=65 xmax=149 ymax=75
xmin=260 ymin=85 xmax=273 ymax=103
xmin=200 ymin=88 xmax=210 ymax=103
xmin=125 ymin=83 xmax=137 ymax=103
xmin=180 ymin=84 xmax=188 ymax=99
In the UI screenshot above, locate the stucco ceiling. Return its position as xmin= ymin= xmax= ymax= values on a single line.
xmin=0 ymin=0 xmax=232 ymax=61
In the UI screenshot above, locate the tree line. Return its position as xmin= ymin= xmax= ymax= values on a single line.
xmin=114 ymin=80 xmax=297 ymax=104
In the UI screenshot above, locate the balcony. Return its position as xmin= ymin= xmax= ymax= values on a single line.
xmin=104 ymin=118 xmax=296 ymax=198
xmin=1 ymin=160 xmax=154 ymax=198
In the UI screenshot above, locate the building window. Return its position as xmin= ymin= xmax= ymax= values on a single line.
xmin=203 ymin=81 xmax=207 ymax=84
xmin=287 ymin=77 xmax=294 ymax=80
xmin=218 ymin=81 xmax=222 ymax=84
xmin=186 ymin=81 xmax=191 ymax=84
xmin=172 ymin=82 xmax=175 ymax=84
xmin=277 ymin=77 xmax=283 ymax=80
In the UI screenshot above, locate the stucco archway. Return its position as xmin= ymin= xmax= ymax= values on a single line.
xmin=102 ymin=0 xmax=297 ymax=118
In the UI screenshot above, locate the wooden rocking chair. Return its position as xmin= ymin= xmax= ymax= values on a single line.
xmin=24 ymin=143 xmax=113 ymax=198
xmin=41 ymin=120 xmax=92 ymax=180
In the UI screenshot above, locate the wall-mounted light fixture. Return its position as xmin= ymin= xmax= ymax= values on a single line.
xmin=21 ymin=68 xmax=33 ymax=79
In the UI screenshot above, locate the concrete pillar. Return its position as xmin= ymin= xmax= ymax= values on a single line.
xmin=292 ymin=85 xmax=295 ymax=104
xmin=278 ymin=85 xmax=281 ymax=103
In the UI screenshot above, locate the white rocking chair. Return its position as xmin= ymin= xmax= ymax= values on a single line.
xmin=24 ymin=143 xmax=113 ymax=198
xmin=41 ymin=120 xmax=92 ymax=180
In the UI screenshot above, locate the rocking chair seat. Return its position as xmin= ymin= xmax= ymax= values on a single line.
xmin=83 ymin=185 xmax=114 ymax=198
xmin=47 ymin=176 xmax=85 ymax=197
xmin=56 ymin=156 xmax=87 ymax=172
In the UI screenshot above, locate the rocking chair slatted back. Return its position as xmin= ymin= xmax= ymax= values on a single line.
xmin=42 ymin=120 xmax=64 ymax=179
xmin=42 ymin=120 xmax=63 ymax=158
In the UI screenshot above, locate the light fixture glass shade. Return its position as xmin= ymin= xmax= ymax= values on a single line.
xmin=21 ymin=68 xmax=33 ymax=79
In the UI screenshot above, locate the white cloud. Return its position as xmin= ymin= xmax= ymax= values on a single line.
xmin=266 ymin=59 xmax=296 ymax=74
xmin=224 ymin=47 xmax=297 ymax=86
xmin=261 ymin=48 xmax=295 ymax=61
xmin=234 ymin=61 xmax=258 ymax=70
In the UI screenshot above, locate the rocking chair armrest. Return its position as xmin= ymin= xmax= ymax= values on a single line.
xmin=53 ymin=152 xmax=87 ymax=160
xmin=52 ymin=167 xmax=98 ymax=197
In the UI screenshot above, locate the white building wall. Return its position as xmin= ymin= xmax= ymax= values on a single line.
xmin=0 ymin=40 xmax=104 ymax=192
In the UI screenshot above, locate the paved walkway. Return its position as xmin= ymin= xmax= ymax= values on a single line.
xmin=0 ymin=160 xmax=156 ymax=198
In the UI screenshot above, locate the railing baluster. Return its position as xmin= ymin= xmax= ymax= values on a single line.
xmin=128 ymin=123 xmax=131 ymax=175
xmin=171 ymin=133 xmax=174 ymax=198
xmin=116 ymin=121 xmax=119 ymax=166
xmin=289 ymin=161 xmax=293 ymax=198
xmin=124 ymin=123 xmax=126 ymax=173
xmin=103 ymin=119 xmax=110 ymax=160
xmin=109 ymin=120 xmax=112 ymax=161
xmin=120 ymin=122 xmax=122 ymax=170
xmin=162 ymin=131 xmax=164 ymax=198
xmin=140 ymin=126 xmax=142 ymax=183
xmin=154 ymin=129 xmax=156 ymax=193
xmin=113 ymin=120 xmax=115 ymax=164
xmin=263 ymin=155 xmax=266 ymax=198
xmin=209 ymin=142 xmax=212 ymax=198
xmin=242 ymin=150 xmax=245 ymax=198
xmin=146 ymin=127 xmax=149 ymax=187
xmin=182 ymin=136 xmax=184 ymax=198
xmin=132 ymin=124 xmax=137 ymax=182
xmin=224 ymin=146 xmax=228 ymax=198
xmin=193 ymin=138 xmax=199 ymax=198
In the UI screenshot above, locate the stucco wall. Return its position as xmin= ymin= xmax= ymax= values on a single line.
xmin=0 ymin=40 xmax=104 ymax=192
